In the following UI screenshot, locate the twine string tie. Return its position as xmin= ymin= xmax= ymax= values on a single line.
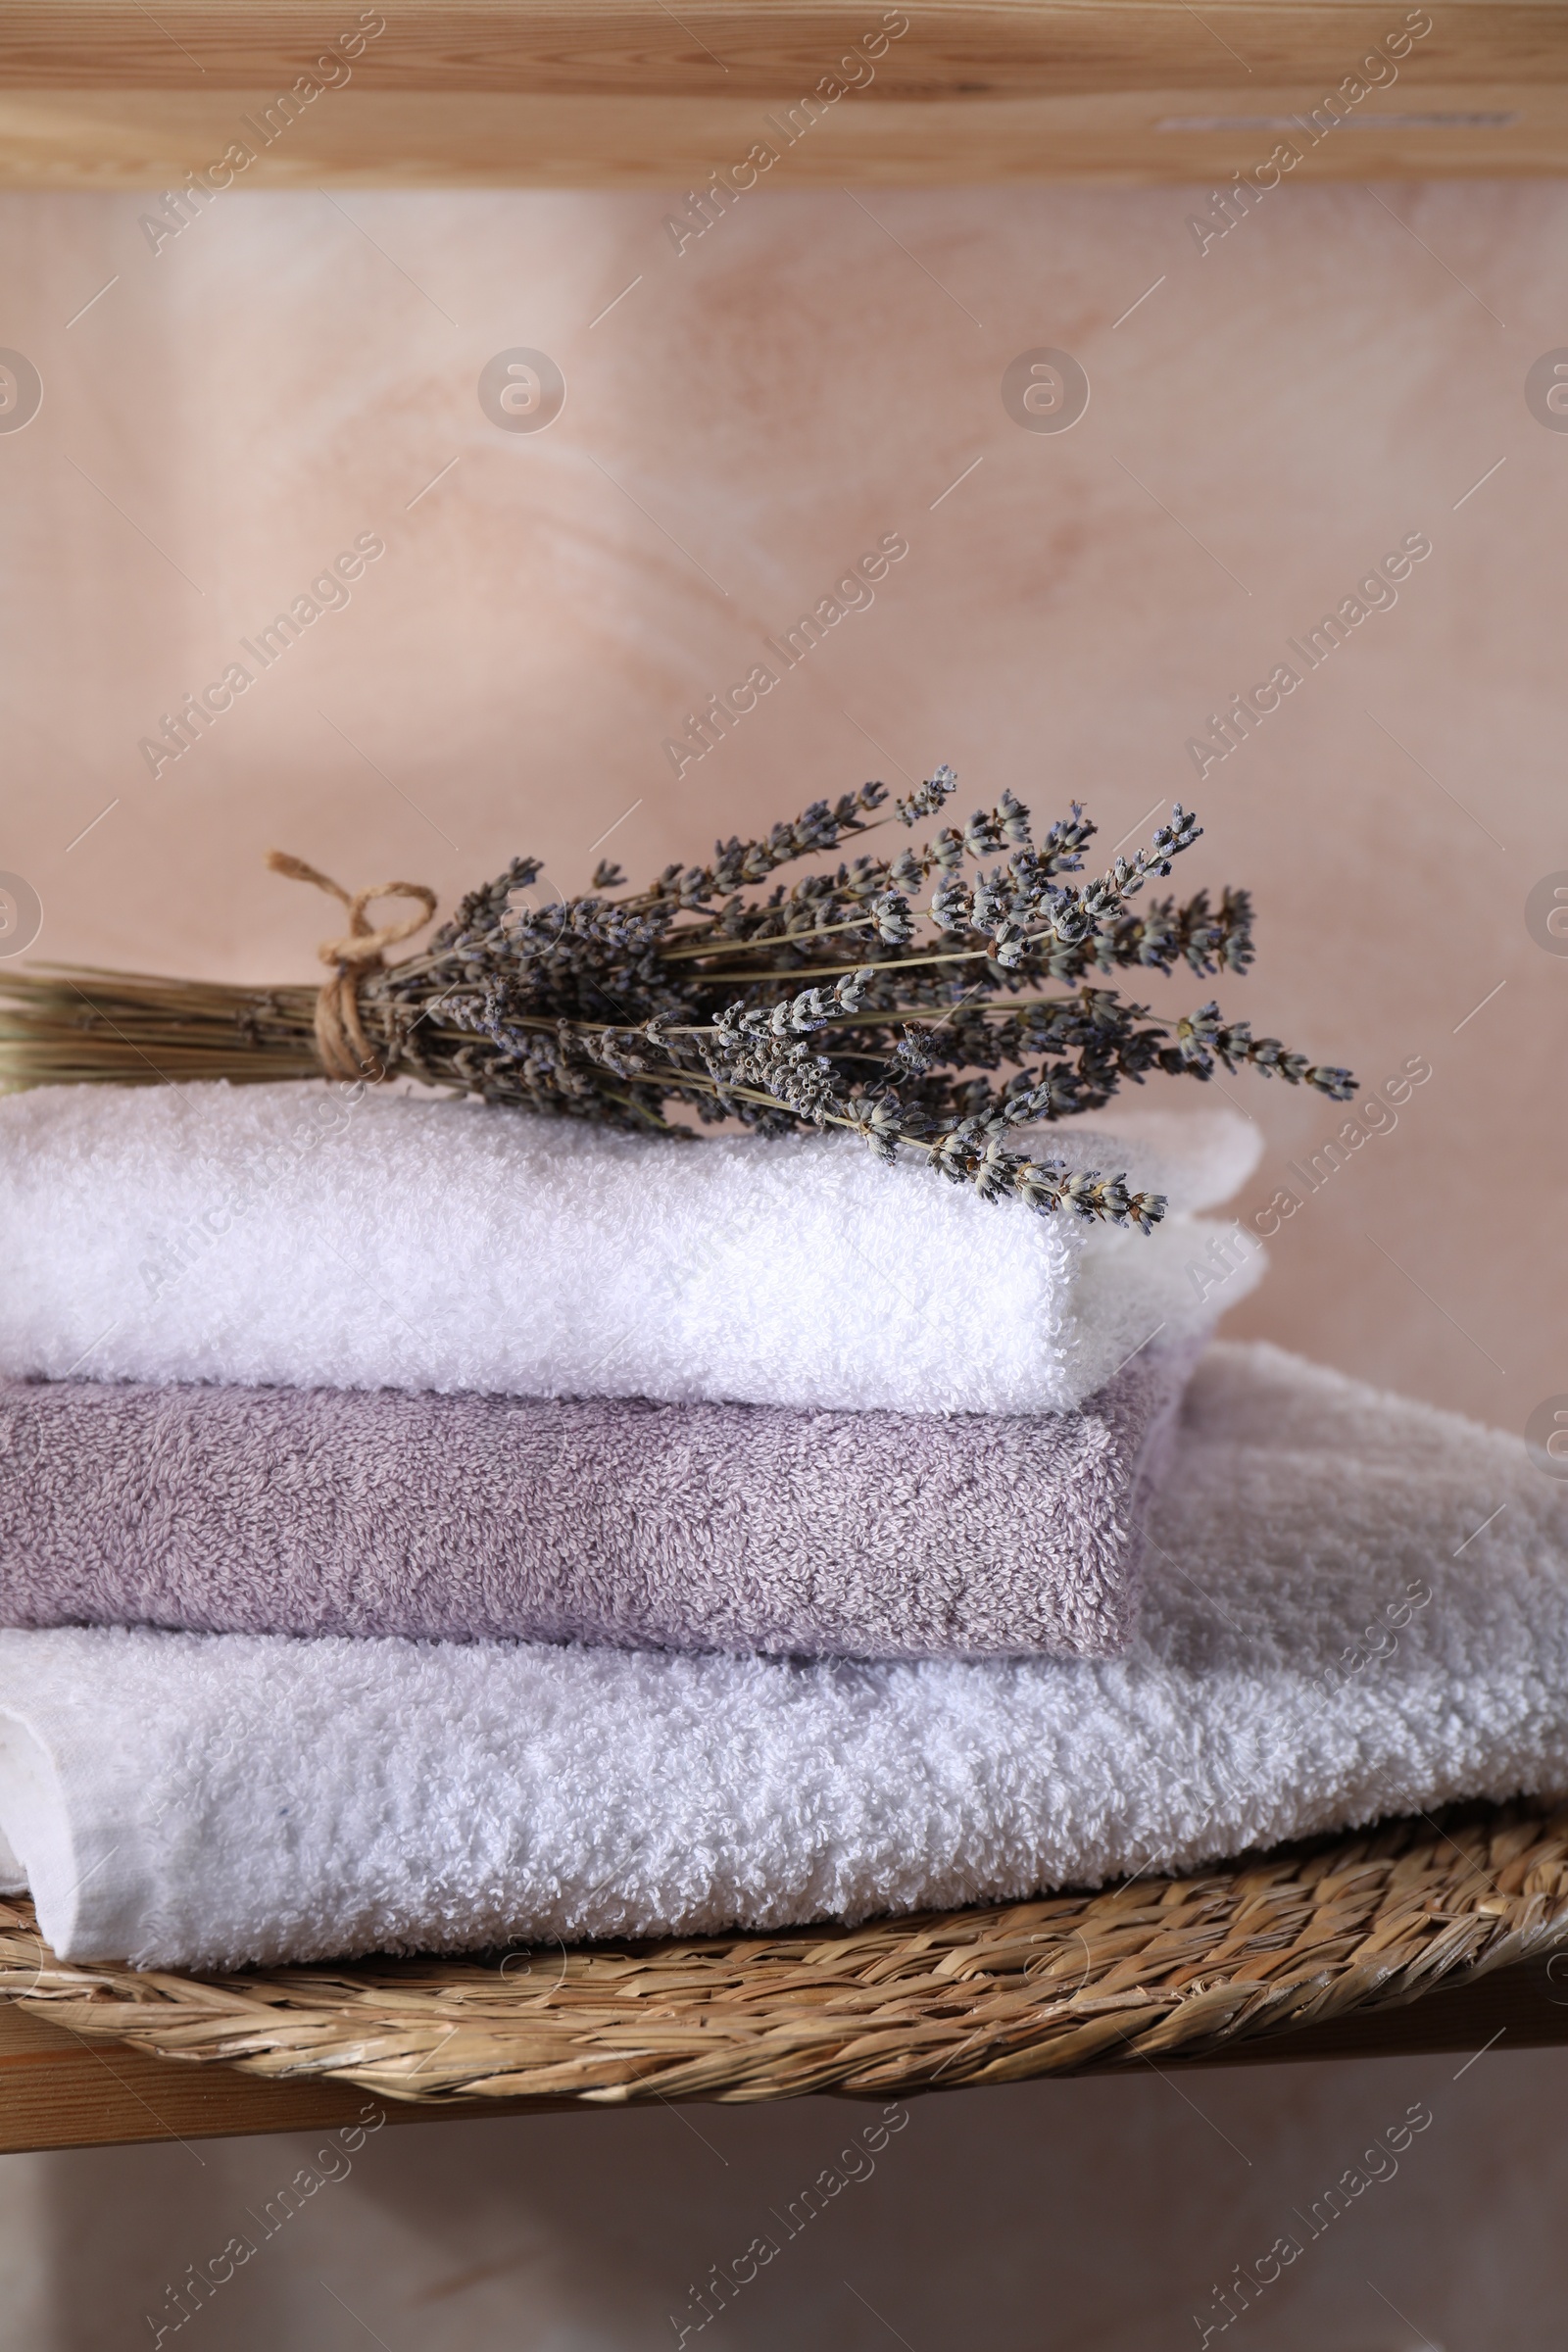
xmin=267 ymin=850 xmax=437 ymax=1083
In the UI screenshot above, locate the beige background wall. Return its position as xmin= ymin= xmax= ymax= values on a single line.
xmin=1 ymin=180 xmax=1565 ymax=2343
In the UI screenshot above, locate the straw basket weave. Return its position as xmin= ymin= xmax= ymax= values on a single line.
xmin=3 ymin=1799 xmax=1567 ymax=2107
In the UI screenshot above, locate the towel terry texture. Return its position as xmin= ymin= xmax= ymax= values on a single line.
xmin=0 ymin=1348 xmax=1193 ymax=1660
xmin=3 ymin=1342 xmax=1563 ymax=1970
xmin=0 ymin=1083 xmax=1262 ymax=1413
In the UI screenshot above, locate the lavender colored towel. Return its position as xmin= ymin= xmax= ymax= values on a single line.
xmin=0 ymin=1352 xmax=1192 ymax=1661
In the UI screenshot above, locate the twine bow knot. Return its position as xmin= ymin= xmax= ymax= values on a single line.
xmin=267 ymin=851 xmax=437 ymax=1083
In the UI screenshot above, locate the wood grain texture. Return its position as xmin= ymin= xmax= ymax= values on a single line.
xmin=0 ymin=3 xmax=1562 ymax=94
xmin=0 ymin=2 xmax=1559 ymax=182
xmin=0 ymin=83 xmax=1558 ymax=186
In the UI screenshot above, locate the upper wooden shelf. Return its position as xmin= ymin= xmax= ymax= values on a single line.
xmin=0 ymin=1 xmax=1560 ymax=184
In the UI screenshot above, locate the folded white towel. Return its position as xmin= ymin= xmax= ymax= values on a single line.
xmin=0 ymin=1083 xmax=1261 ymax=1413
xmin=3 ymin=1343 xmax=1562 ymax=1970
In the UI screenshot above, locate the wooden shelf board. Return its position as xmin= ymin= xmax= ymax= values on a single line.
xmin=0 ymin=4 xmax=1561 ymax=97
xmin=0 ymin=4 xmax=1560 ymax=183
xmin=0 ymin=85 xmax=1558 ymax=187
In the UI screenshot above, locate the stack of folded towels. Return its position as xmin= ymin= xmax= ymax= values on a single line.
xmin=0 ymin=1079 xmax=1563 ymax=1972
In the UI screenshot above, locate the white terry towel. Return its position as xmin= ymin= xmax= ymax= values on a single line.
xmin=0 ymin=1083 xmax=1262 ymax=1413
xmin=2 ymin=1342 xmax=1563 ymax=1971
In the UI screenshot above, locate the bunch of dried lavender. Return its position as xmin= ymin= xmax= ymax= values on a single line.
xmin=0 ymin=768 xmax=1353 ymax=1231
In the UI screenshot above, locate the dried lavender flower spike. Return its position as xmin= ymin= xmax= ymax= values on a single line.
xmin=0 ymin=774 xmax=1355 ymax=1227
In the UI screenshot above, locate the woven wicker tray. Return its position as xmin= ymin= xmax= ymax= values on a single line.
xmin=3 ymin=1800 xmax=1566 ymax=2107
